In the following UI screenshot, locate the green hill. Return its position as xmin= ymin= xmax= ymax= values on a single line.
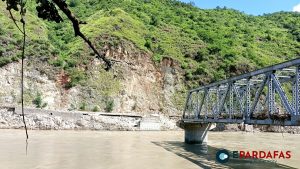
xmin=1 ymin=0 xmax=300 ymax=89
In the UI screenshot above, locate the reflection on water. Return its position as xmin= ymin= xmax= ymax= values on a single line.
xmin=153 ymin=141 xmax=296 ymax=169
xmin=0 ymin=130 xmax=299 ymax=169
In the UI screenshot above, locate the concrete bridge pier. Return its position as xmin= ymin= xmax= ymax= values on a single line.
xmin=177 ymin=121 xmax=210 ymax=144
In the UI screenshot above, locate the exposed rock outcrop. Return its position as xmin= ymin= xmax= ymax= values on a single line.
xmin=0 ymin=41 xmax=185 ymax=115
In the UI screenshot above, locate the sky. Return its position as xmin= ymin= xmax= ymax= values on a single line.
xmin=179 ymin=0 xmax=300 ymax=15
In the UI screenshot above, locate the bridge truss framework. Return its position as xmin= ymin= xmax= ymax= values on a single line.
xmin=183 ymin=58 xmax=300 ymax=126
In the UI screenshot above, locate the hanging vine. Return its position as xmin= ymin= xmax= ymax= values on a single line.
xmin=20 ymin=0 xmax=28 ymax=140
xmin=5 ymin=0 xmax=29 ymax=140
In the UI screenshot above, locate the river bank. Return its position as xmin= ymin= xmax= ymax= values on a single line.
xmin=0 ymin=107 xmax=179 ymax=131
xmin=1 ymin=107 xmax=300 ymax=133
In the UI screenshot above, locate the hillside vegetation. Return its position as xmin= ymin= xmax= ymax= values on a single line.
xmin=1 ymin=0 xmax=300 ymax=88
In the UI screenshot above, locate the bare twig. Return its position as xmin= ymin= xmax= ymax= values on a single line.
xmin=52 ymin=0 xmax=112 ymax=70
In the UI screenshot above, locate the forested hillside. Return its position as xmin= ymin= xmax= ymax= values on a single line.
xmin=1 ymin=0 xmax=300 ymax=86
xmin=0 ymin=0 xmax=299 ymax=113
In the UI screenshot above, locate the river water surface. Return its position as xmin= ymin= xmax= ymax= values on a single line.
xmin=0 ymin=130 xmax=299 ymax=169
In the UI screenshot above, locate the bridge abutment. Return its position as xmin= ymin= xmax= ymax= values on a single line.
xmin=177 ymin=121 xmax=210 ymax=144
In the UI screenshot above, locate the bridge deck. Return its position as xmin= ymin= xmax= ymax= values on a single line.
xmin=182 ymin=58 xmax=300 ymax=126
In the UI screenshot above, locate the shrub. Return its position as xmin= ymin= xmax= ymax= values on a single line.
xmin=184 ymin=70 xmax=193 ymax=80
xmin=92 ymin=106 xmax=99 ymax=112
xmin=144 ymin=40 xmax=152 ymax=49
xmin=150 ymin=16 xmax=160 ymax=26
xmin=79 ymin=102 xmax=87 ymax=111
xmin=65 ymin=69 xmax=87 ymax=88
xmin=194 ymin=49 xmax=208 ymax=62
xmin=32 ymin=93 xmax=42 ymax=108
xmin=69 ymin=0 xmax=79 ymax=7
xmin=32 ymin=92 xmax=47 ymax=109
xmin=181 ymin=62 xmax=189 ymax=69
xmin=105 ymin=99 xmax=114 ymax=112
xmin=0 ymin=57 xmax=11 ymax=67
xmin=152 ymin=54 xmax=162 ymax=63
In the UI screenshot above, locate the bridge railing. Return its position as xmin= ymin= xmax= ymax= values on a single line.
xmin=183 ymin=58 xmax=300 ymax=126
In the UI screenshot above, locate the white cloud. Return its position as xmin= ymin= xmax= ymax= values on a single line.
xmin=293 ymin=3 xmax=300 ymax=12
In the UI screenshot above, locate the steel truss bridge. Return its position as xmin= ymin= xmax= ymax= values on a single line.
xmin=182 ymin=58 xmax=300 ymax=126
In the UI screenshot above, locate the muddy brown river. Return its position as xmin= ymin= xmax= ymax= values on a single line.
xmin=0 ymin=130 xmax=299 ymax=169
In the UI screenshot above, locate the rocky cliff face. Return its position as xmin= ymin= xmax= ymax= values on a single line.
xmin=0 ymin=41 xmax=185 ymax=115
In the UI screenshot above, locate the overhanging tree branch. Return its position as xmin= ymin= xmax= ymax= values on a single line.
xmin=51 ymin=0 xmax=112 ymax=70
